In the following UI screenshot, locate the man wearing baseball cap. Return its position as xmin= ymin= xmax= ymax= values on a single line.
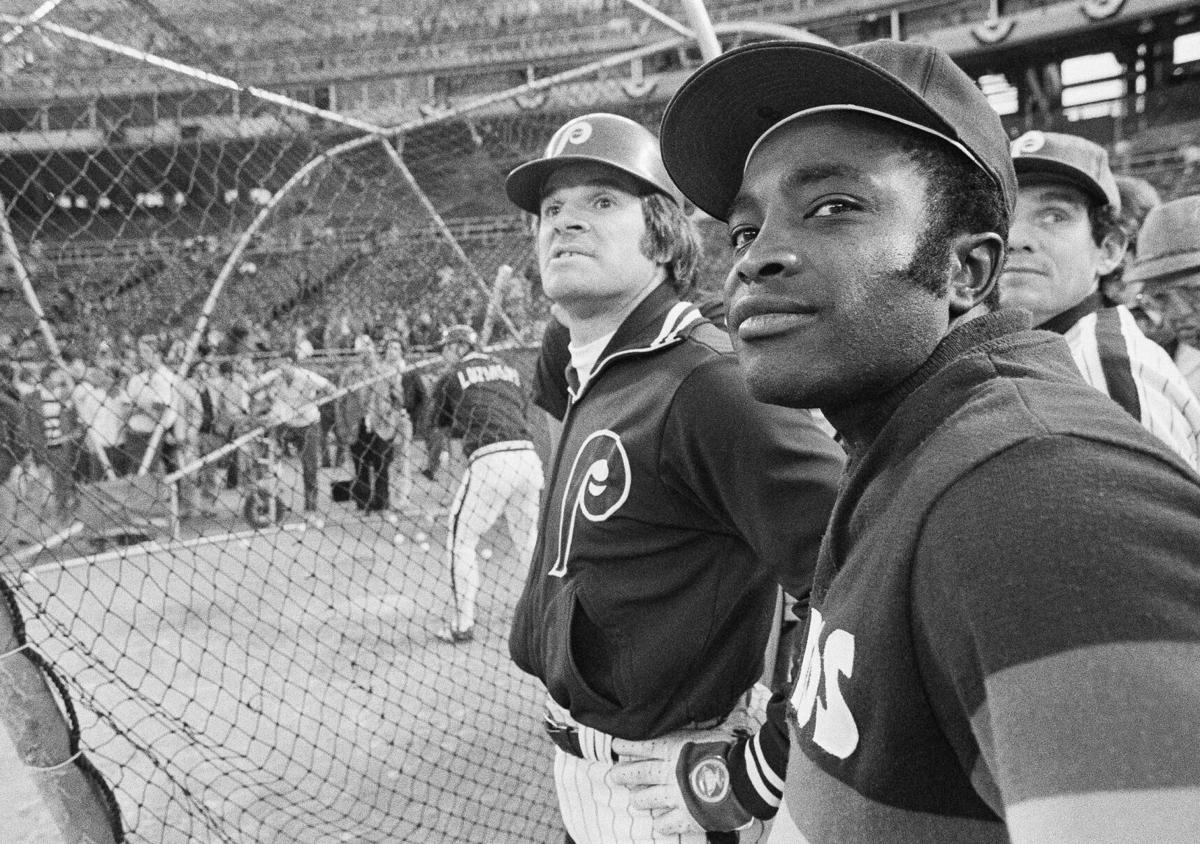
xmin=505 ymin=112 xmax=844 ymax=844
xmin=610 ymin=38 xmax=1200 ymax=844
xmin=1001 ymin=129 xmax=1200 ymax=465
xmin=1127 ymin=194 xmax=1200 ymax=398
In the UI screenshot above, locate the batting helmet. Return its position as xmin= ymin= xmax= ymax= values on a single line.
xmin=439 ymin=324 xmax=478 ymax=349
xmin=505 ymin=113 xmax=684 ymax=214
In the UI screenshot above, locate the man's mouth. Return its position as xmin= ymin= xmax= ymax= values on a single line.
xmin=736 ymin=312 xmax=815 ymax=340
xmin=551 ymin=247 xmax=591 ymax=260
xmin=729 ymin=297 xmax=816 ymax=341
xmin=1001 ymin=265 xmax=1047 ymax=279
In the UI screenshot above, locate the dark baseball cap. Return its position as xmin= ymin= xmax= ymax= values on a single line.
xmin=1124 ymin=195 xmax=1200 ymax=284
xmin=659 ymin=39 xmax=1017 ymax=222
xmin=1010 ymin=130 xmax=1121 ymax=211
xmin=438 ymin=324 xmax=478 ymax=349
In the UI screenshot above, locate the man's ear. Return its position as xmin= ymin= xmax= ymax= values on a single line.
xmin=947 ymin=231 xmax=1005 ymax=317
xmin=1096 ymin=228 xmax=1129 ymax=278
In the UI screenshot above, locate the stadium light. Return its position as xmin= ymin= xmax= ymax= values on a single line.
xmin=1176 ymin=31 xmax=1200 ymax=65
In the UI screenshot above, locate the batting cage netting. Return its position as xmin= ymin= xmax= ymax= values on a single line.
xmin=0 ymin=1 xmax=755 ymax=841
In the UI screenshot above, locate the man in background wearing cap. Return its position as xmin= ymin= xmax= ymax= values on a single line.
xmin=427 ymin=323 xmax=543 ymax=645
xmin=611 ymin=38 xmax=1200 ymax=844
xmin=1002 ymin=130 xmax=1200 ymax=466
xmin=1127 ymin=194 xmax=1200 ymax=398
xmin=504 ymin=112 xmax=843 ymax=844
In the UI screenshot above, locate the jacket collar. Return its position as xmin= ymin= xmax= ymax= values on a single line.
xmin=601 ymin=284 xmax=704 ymax=358
xmin=565 ymin=284 xmax=705 ymax=401
xmin=829 ymin=309 xmax=1035 ymax=459
xmin=1038 ymin=290 xmax=1104 ymax=335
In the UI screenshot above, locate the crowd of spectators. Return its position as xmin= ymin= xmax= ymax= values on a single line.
xmin=0 ymin=283 xmax=534 ymax=552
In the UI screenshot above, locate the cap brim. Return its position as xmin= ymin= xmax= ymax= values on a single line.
xmin=660 ymin=41 xmax=964 ymax=221
xmin=1125 ymin=249 xmax=1200 ymax=284
xmin=505 ymin=154 xmax=661 ymax=214
xmin=1012 ymin=158 xmax=1112 ymax=208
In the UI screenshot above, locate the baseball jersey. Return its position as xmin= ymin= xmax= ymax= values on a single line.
xmin=509 ymin=284 xmax=844 ymax=742
xmin=429 ymin=351 xmax=530 ymax=457
xmin=1040 ymin=292 xmax=1200 ymax=467
xmin=1171 ymin=340 xmax=1200 ymax=399
xmin=775 ymin=310 xmax=1200 ymax=843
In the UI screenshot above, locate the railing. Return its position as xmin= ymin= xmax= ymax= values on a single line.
xmin=37 ymin=214 xmax=528 ymax=266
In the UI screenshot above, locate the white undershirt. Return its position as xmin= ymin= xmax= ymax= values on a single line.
xmin=568 ymin=330 xmax=614 ymax=394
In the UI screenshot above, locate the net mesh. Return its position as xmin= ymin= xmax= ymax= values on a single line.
xmin=0 ymin=1 xmax=738 ymax=841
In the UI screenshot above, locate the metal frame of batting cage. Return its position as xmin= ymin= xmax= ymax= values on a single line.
xmin=0 ymin=1 xmax=828 ymax=837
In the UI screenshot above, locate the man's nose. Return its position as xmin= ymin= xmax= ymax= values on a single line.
xmin=1007 ymin=217 xmax=1036 ymax=252
xmin=552 ymin=210 xmax=590 ymax=234
xmin=734 ymin=236 xmax=800 ymax=285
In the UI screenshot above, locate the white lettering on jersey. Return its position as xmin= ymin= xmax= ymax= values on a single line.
xmin=791 ymin=608 xmax=860 ymax=760
xmin=456 ymin=363 xmax=521 ymax=390
xmin=548 ymin=429 xmax=630 ymax=578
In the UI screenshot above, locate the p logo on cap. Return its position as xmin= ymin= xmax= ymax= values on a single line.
xmin=1009 ymin=129 xmax=1121 ymax=210
xmin=1012 ymin=131 xmax=1047 ymax=155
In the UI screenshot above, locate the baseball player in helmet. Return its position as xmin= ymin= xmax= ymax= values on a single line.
xmin=427 ymin=323 xmax=543 ymax=644
xmin=505 ymin=113 xmax=844 ymax=843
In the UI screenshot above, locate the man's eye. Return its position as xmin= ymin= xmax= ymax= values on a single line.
xmin=1036 ymin=209 xmax=1068 ymax=225
xmin=810 ymin=199 xmax=855 ymax=217
xmin=541 ymin=203 xmax=560 ymax=218
xmin=594 ymin=196 xmax=615 ymax=209
xmin=729 ymin=227 xmax=757 ymax=250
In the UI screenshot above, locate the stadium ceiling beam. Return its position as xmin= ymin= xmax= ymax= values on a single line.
xmin=0 ymin=12 xmax=387 ymax=136
xmin=620 ymin=0 xmax=693 ymax=39
xmin=1 ymin=0 xmax=70 ymax=46
xmin=390 ymin=20 xmax=832 ymax=134
xmin=0 ymin=12 xmax=828 ymax=140
xmin=618 ymin=0 xmax=747 ymax=61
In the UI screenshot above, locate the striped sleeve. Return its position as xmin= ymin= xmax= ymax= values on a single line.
xmin=1065 ymin=307 xmax=1200 ymax=468
xmin=728 ymin=687 xmax=789 ymax=818
xmin=913 ymin=435 xmax=1200 ymax=841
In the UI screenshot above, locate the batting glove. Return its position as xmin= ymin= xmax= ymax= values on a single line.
xmin=610 ymin=732 xmax=754 ymax=835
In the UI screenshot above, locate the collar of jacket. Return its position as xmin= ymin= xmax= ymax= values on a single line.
xmin=832 ymin=308 xmax=1035 ymax=459
xmin=566 ymin=284 xmax=705 ymax=404
xmin=1038 ymin=290 xmax=1104 ymax=335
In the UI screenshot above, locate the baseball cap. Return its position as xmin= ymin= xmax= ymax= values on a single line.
xmin=658 ymin=39 xmax=1017 ymax=222
xmin=439 ymin=324 xmax=478 ymax=349
xmin=505 ymin=112 xmax=683 ymax=214
xmin=1010 ymin=130 xmax=1121 ymax=211
xmin=1124 ymin=195 xmax=1200 ymax=283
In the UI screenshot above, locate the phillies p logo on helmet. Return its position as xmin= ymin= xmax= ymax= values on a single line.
xmin=547 ymin=118 xmax=594 ymax=157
